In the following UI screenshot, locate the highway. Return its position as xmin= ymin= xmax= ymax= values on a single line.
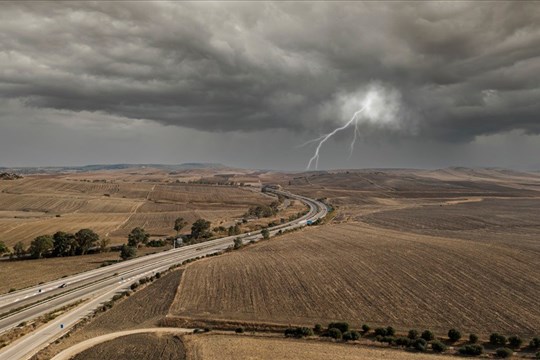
xmin=0 ymin=189 xmax=327 ymax=360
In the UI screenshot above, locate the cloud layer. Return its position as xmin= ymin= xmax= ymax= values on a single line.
xmin=1 ymin=2 xmax=539 ymax=143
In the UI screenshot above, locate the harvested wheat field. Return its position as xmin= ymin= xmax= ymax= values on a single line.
xmin=0 ymin=171 xmax=274 ymax=246
xmin=184 ymin=334 xmax=456 ymax=360
xmin=170 ymin=222 xmax=539 ymax=336
xmin=71 ymin=333 xmax=186 ymax=360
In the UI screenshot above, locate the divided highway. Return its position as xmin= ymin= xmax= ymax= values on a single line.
xmin=0 ymin=189 xmax=327 ymax=360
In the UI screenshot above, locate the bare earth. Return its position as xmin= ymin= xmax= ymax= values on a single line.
xmin=71 ymin=333 xmax=186 ymax=360
xmin=184 ymin=334 xmax=457 ymax=360
xmin=170 ymin=168 xmax=540 ymax=337
xmin=0 ymin=169 xmax=273 ymax=247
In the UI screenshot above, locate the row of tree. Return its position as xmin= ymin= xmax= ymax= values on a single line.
xmin=4 ymin=229 xmax=105 ymax=260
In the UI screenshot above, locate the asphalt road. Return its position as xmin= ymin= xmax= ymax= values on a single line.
xmin=0 ymin=189 xmax=327 ymax=360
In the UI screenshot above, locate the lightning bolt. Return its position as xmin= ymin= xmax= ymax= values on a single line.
xmin=306 ymin=107 xmax=365 ymax=170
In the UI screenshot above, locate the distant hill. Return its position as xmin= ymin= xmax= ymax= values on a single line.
xmin=0 ymin=163 xmax=228 ymax=174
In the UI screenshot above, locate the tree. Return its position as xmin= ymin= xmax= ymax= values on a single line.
xmin=386 ymin=326 xmax=395 ymax=336
xmin=408 ymin=329 xmax=419 ymax=340
xmin=52 ymin=231 xmax=76 ymax=257
xmin=328 ymin=322 xmax=349 ymax=333
xmin=0 ymin=240 xmax=8 ymax=256
xmin=190 ymin=219 xmax=211 ymax=239
xmin=120 ymin=244 xmax=136 ymax=260
xmin=459 ymin=344 xmax=484 ymax=356
xmin=343 ymin=331 xmax=360 ymax=341
xmin=99 ymin=237 xmax=110 ymax=253
xmin=313 ymin=324 xmax=323 ymax=334
xmin=128 ymin=227 xmax=149 ymax=247
xmin=233 ymin=237 xmax=243 ymax=250
xmin=421 ymin=330 xmax=435 ymax=341
xmin=174 ymin=217 xmax=187 ymax=236
xmin=490 ymin=333 xmax=507 ymax=346
xmin=448 ymin=328 xmax=462 ymax=342
xmin=361 ymin=324 xmax=371 ymax=333
xmin=328 ymin=328 xmax=342 ymax=340
xmin=469 ymin=333 xmax=479 ymax=343
xmin=432 ymin=340 xmax=447 ymax=353
xmin=13 ymin=241 xmax=26 ymax=259
xmin=261 ymin=228 xmax=270 ymax=240
xmin=495 ymin=348 xmax=513 ymax=358
xmin=530 ymin=337 xmax=540 ymax=349
xmin=29 ymin=235 xmax=53 ymax=259
xmin=75 ymin=228 xmax=99 ymax=255
xmin=508 ymin=335 xmax=522 ymax=348
xmin=413 ymin=338 xmax=428 ymax=351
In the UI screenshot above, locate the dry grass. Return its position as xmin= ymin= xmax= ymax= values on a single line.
xmin=71 ymin=333 xmax=186 ymax=360
xmin=0 ymin=173 xmax=273 ymax=246
xmin=184 ymin=334 xmax=456 ymax=360
xmin=170 ymin=222 xmax=539 ymax=336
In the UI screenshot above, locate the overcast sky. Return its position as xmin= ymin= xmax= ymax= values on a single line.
xmin=1 ymin=2 xmax=539 ymax=170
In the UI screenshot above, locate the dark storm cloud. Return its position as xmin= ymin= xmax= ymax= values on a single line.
xmin=1 ymin=2 xmax=539 ymax=140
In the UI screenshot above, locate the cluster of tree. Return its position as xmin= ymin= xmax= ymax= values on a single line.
xmin=190 ymin=219 xmax=212 ymax=239
xmin=6 ymin=229 xmax=105 ymax=260
xmin=284 ymin=327 xmax=313 ymax=338
xmin=244 ymin=201 xmax=280 ymax=219
xmin=227 ymin=224 xmax=241 ymax=236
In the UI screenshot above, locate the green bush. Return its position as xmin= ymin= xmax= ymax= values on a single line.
xmin=313 ymin=324 xmax=322 ymax=334
xmin=343 ymin=331 xmax=360 ymax=341
xmin=421 ymin=330 xmax=435 ymax=341
xmin=431 ymin=340 xmax=447 ymax=353
xmin=328 ymin=328 xmax=342 ymax=340
xmin=508 ymin=335 xmax=522 ymax=348
xmin=469 ymin=333 xmax=479 ymax=343
xmin=285 ymin=327 xmax=313 ymax=338
xmin=374 ymin=327 xmax=388 ymax=336
xmin=495 ymin=347 xmax=513 ymax=358
xmin=235 ymin=327 xmax=245 ymax=334
xmin=490 ymin=333 xmax=507 ymax=346
xmin=448 ymin=328 xmax=461 ymax=342
xmin=362 ymin=324 xmax=371 ymax=333
xmin=458 ymin=344 xmax=484 ymax=356
xmin=408 ymin=329 xmax=419 ymax=340
xmin=328 ymin=322 xmax=349 ymax=333
xmin=381 ymin=336 xmax=396 ymax=345
xmin=386 ymin=326 xmax=395 ymax=336
xmin=413 ymin=338 xmax=428 ymax=351
xmin=530 ymin=337 xmax=540 ymax=349
xmin=396 ymin=337 xmax=412 ymax=347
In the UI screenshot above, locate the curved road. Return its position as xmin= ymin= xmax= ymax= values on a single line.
xmin=0 ymin=189 xmax=327 ymax=360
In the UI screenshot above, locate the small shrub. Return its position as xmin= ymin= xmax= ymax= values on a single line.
xmin=8 ymin=288 xmax=16 ymax=293
xmin=396 ymin=337 xmax=412 ymax=347
xmin=495 ymin=347 xmax=513 ymax=358
xmin=469 ymin=333 xmax=479 ymax=344
xmin=374 ymin=327 xmax=388 ymax=336
xmin=408 ymin=329 xmax=419 ymax=339
xmin=313 ymin=324 xmax=322 ymax=334
xmin=130 ymin=283 xmax=139 ymax=290
xmin=432 ymin=340 xmax=447 ymax=353
xmin=328 ymin=322 xmax=349 ymax=333
xmin=204 ymin=327 xmax=211 ymax=332
xmin=448 ymin=328 xmax=461 ymax=342
xmin=508 ymin=335 xmax=522 ymax=348
xmin=421 ymin=330 xmax=435 ymax=341
xmin=343 ymin=331 xmax=360 ymax=341
xmin=459 ymin=344 xmax=484 ymax=356
xmin=386 ymin=326 xmax=395 ymax=336
xmin=235 ymin=327 xmax=244 ymax=334
xmin=413 ymin=338 xmax=427 ymax=351
xmin=490 ymin=333 xmax=507 ymax=346
xmin=381 ymin=336 xmax=396 ymax=345
xmin=361 ymin=324 xmax=371 ymax=333
xmin=530 ymin=337 xmax=540 ymax=349
xmin=328 ymin=328 xmax=342 ymax=340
